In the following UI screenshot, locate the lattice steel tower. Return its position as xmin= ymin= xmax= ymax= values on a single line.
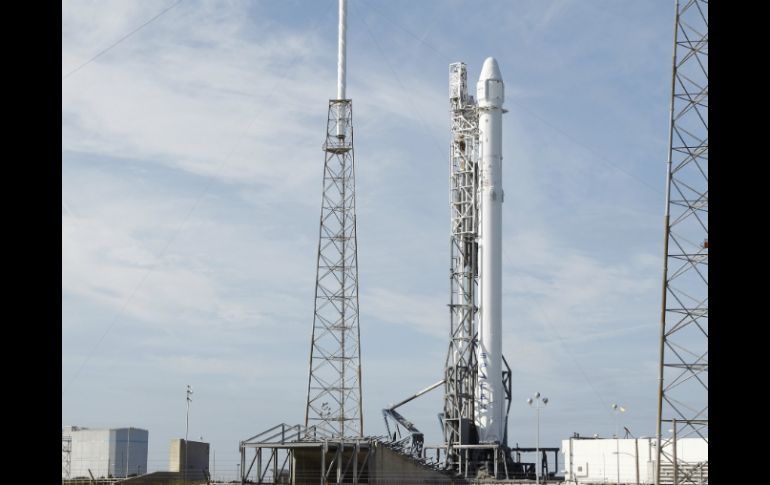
xmin=62 ymin=434 xmax=72 ymax=479
xmin=654 ymin=1 xmax=708 ymax=484
xmin=443 ymin=62 xmax=480 ymax=461
xmin=304 ymin=0 xmax=363 ymax=438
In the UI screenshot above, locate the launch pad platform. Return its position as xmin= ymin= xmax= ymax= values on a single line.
xmin=239 ymin=424 xmax=563 ymax=485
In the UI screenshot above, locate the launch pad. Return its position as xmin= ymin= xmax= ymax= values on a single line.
xmin=239 ymin=424 xmax=559 ymax=484
xmin=241 ymin=2 xmax=563 ymax=483
xmin=380 ymin=57 xmax=526 ymax=481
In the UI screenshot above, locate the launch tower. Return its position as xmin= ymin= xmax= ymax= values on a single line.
xmin=442 ymin=59 xmax=513 ymax=477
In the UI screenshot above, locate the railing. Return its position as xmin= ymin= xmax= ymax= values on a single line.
xmin=241 ymin=423 xmax=335 ymax=446
xmin=62 ymin=479 xmax=120 ymax=485
xmin=658 ymin=460 xmax=708 ymax=484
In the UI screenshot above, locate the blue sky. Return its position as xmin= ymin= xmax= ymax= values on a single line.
xmin=63 ymin=0 xmax=676 ymax=479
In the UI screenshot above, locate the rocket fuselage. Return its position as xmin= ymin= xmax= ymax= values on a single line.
xmin=475 ymin=57 xmax=505 ymax=444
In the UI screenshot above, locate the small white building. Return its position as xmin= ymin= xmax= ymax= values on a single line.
xmin=561 ymin=436 xmax=707 ymax=484
xmin=62 ymin=426 xmax=148 ymax=479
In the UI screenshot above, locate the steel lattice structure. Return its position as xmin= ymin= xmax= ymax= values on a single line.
xmin=655 ymin=1 xmax=708 ymax=484
xmin=62 ymin=435 xmax=72 ymax=479
xmin=443 ymin=62 xmax=480 ymax=461
xmin=304 ymin=99 xmax=363 ymax=438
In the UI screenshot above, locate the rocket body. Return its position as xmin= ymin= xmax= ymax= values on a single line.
xmin=475 ymin=57 xmax=505 ymax=444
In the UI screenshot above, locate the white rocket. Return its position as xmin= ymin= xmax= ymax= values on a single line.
xmin=475 ymin=57 xmax=505 ymax=444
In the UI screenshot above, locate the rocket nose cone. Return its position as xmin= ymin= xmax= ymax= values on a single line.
xmin=479 ymin=57 xmax=502 ymax=82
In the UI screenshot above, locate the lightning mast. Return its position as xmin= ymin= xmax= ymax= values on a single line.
xmin=304 ymin=0 xmax=363 ymax=438
xmin=654 ymin=1 xmax=708 ymax=483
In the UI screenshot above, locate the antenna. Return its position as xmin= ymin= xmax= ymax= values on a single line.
xmin=337 ymin=0 xmax=347 ymax=100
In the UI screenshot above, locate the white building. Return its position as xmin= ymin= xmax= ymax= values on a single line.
xmin=62 ymin=426 xmax=148 ymax=479
xmin=562 ymin=437 xmax=707 ymax=484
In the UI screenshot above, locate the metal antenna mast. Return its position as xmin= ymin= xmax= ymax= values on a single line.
xmin=654 ymin=1 xmax=708 ymax=484
xmin=444 ymin=62 xmax=480 ymax=466
xmin=304 ymin=0 xmax=363 ymax=438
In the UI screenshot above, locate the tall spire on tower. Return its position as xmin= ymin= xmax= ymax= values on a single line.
xmin=304 ymin=0 xmax=363 ymax=438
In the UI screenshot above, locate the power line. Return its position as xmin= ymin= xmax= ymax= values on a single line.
xmin=507 ymin=99 xmax=663 ymax=196
xmin=358 ymin=0 xmax=447 ymax=61
xmin=500 ymin=250 xmax=613 ymax=418
xmin=351 ymin=1 xmax=446 ymax=160
xmin=360 ymin=0 xmax=662 ymax=197
xmin=62 ymin=0 xmax=184 ymax=81
xmin=357 ymin=1 xmax=628 ymax=420
xmin=62 ymin=0 xmax=338 ymax=393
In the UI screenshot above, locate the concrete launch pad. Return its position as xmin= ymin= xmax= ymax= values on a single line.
xmin=239 ymin=424 xmax=463 ymax=484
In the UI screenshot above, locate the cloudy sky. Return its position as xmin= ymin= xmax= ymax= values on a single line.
xmin=63 ymin=0 xmax=676 ymax=479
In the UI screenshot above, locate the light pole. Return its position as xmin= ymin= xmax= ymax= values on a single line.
xmin=186 ymin=385 xmax=193 ymax=482
xmin=612 ymin=451 xmax=639 ymax=485
xmin=527 ymin=392 xmax=549 ymax=485
xmin=125 ymin=427 xmax=130 ymax=478
xmin=612 ymin=403 xmax=626 ymax=485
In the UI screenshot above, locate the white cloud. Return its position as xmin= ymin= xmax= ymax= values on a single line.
xmin=503 ymin=227 xmax=659 ymax=338
xmin=61 ymin=174 xmax=314 ymax=332
xmin=362 ymin=287 xmax=446 ymax=339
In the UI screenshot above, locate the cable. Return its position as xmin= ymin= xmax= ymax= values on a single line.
xmin=351 ymin=1 xmax=447 ymax=161
xmin=358 ymin=0 xmax=447 ymax=61
xmin=62 ymin=0 xmax=184 ymax=81
xmin=357 ymin=0 xmax=632 ymax=426
xmin=501 ymin=249 xmax=613 ymax=417
xmin=63 ymin=0 xmax=338 ymax=393
xmin=507 ymin=99 xmax=663 ymax=196
xmin=355 ymin=1 xmax=649 ymax=418
xmin=360 ymin=0 xmax=662 ymax=197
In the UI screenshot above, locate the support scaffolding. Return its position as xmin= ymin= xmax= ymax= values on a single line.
xmin=443 ymin=61 xmax=481 ymax=467
xmin=239 ymin=424 xmax=372 ymax=485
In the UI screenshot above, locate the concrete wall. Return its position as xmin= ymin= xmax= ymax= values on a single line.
xmin=368 ymin=443 xmax=455 ymax=485
xmin=293 ymin=447 xmax=367 ymax=485
xmin=562 ymin=437 xmax=707 ymax=484
xmin=169 ymin=439 xmax=209 ymax=475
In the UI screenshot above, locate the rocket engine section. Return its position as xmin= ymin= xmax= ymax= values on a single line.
xmin=475 ymin=57 xmax=505 ymax=444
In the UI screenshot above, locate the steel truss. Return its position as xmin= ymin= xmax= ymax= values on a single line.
xmin=240 ymin=424 xmax=372 ymax=485
xmin=443 ymin=62 xmax=480 ymax=461
xmin=305 ymin=99 xmax=363 ymax=439
xmin=62 ymin=435 xmax=72 ymax=479
xmin=655 ymin=1 xmax=708 ymax=484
